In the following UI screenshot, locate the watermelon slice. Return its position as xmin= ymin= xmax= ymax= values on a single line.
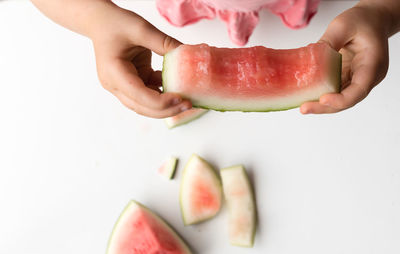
xmin=165 ymin=108 xmax=208 ymax=129
xmin=158 ymin=156 xmax=178 ymax=179
xmin=163 ymin=43 xmax=341 ymax=112
xmin=180 ymin=154 xmax=222 ymax=225
xmin=106 ymin=200 xmax=192 ymax=254
xmin=220 ymin=165 xmax=257 ymax=247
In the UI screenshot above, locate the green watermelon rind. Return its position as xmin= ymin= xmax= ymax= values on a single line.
xmin=192 ymin=104 xmax=299 ymax=113
xmin=165 ymin=109 xmax=209 ymax=129
xmin=162 ymin=45 xmax=342 ymax=112
xmin=106 ymin=200 xmax=192 ymax=254
xmin=220 ymin=165 xmax=257 ymax=248
xmin=167 ymin=157 xmax=178 ymax=179
xmin=158 ymin=156 xmax=179 ymax=179
xmin=162 ymin=52 xmax=168 ymax=92
xmin=179 ymin=154 xmax=223 ymax=226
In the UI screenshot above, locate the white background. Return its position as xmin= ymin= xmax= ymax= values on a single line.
xmin=0 ymin=1 xmax=399 ymax=253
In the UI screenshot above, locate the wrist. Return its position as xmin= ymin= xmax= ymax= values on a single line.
xmin=31 ymin=0 xmax=118 ymax=39
xmin=83 ymin=1 xmax=126 ymax=41
xmin=357 ymin=0 xmax=400 ymax=36
xmin=87 ymin=2 xmax=149 ymax=47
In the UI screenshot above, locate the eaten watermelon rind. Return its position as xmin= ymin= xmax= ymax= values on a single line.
xmin=165 ymin=108 xmax=208 ymax=129
xmin=180 ymin=154 xmax=223 ymax=225
xmin=220 ymin=165 xmax=257 ymax=248
xmin=162 ymin=44 xmax=342 ymax=112
xmin=158 ymin=156 xmax=178 ymax=179
xmin=193 ymin=104 xmax=299 ymax=113
xmin=107 ymin=200 xmax=192 ymax=254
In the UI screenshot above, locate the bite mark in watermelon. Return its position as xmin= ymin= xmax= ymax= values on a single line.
xmin=162 ymin=43 xmax=341 ymax=112
xmin=180 ymin=154 xmax=222 ymax=225
xmin=158 ymin=156 xmax=178 ymax=180
xmin=107 ymin=200 xmax=192 ymax=254
xmin=165 ymin=108 xmax=208 ymax=129
xmin=220 ymin=165 xmax=257 ymax=247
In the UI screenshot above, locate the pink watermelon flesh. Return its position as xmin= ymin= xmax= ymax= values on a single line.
xmin=191 ymin=177 xmax=220 ymax=214
xmin=180 ymin=154 xmax=222 ymax=225
xmin=107 ymin=201 xmax=191 ymax=254
xmin=162 ymin=43 xmax=341 ymax=111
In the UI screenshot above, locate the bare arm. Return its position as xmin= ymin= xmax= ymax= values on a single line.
xmin=31 ymin=0 xmax=109 ymax=37
xmin=359 ymin=0 xmax=400 ymax=36
xmin=300 ymin=0 xmax=400 ymax=114
xmin=31 ymin=0 xmax=191 ymax=118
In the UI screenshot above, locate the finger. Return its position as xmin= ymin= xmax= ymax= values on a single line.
xmin=146 ymin=71 xmax=163 ymax=92
xmin=318 ymin=17 xmax=355 ymax=51
xmin=115 ymin=91 xmax=192 ymax=118
xmin=136 ymin=21 xmax=182 ymax=55
xmin=111 ymin=59 xmax=188 ymax=111
xmin=147 ymin=83 xmax=163 ymax=93
xmin=129 ymin=51 xmax=163 ymax=91
xmin=148 ymin=70 xmax=162 ymax=86
xmin=339 ymin=48 xmax=355 ymax=88
xmin=319 ymin=62 xmax=378 ymax=110
xmin=300 ymin=101 xmax=340 ymax=114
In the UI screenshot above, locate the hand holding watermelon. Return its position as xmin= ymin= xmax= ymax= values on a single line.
xmin=31 ymin=0 xmax=192 ymax=118
xmin=92 ymin=33 xmax=192 ymax=118
xmin=88 ymin=5 xmax=193 ymax=118
xmin=31 ymin=0 xmax=400 ymax=117
xmin=300 ymin=0 xmax=400 ymax=114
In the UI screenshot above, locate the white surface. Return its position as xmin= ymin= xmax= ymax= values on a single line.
xmin=0 ymin=1 xmax=399 ymax=254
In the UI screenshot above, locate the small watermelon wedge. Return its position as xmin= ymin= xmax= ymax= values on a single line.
xmin=220 ymin=165 xmax=257 ymax=247
xmin=107 ymin=200 xmax=192 ymax=254
xmin=165 ymin=108 xmax=208 ymax=129
xmin=163 ymin=43 xmax=341 ymax=112
xmin=180 ymin=154 xmax=222 ymax=225
xmin=158 ymin=156 xmax=178 ymax=179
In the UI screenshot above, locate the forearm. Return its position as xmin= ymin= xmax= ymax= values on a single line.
xmin=358 ymin=0 xmax=400 ymax=36
xmin=30 ymin=0 xmax=146 ymax=41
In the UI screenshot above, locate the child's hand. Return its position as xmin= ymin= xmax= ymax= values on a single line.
xmin=32 ymin=0 xmax=191 ymax=118
xmin=300 ymin=3 xmax=392 ymax=114
xmin=91 ymin=6 xmax=192 ymax=118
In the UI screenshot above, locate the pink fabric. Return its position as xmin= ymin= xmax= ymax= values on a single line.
xmin=156 ymin=0 xmax=320 ymax=46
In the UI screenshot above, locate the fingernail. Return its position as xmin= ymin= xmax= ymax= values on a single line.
xmin=180 ymin=105 xmax=190 ymax=112
xmin=300 ymin=107 xmax=308 ymax=114
xmin=320 ymin=99 xmax=330 ymax=106
xmin=172 ymin=98 xmax=182 ymax=105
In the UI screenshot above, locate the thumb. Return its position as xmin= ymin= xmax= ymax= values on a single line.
xmin=318 ymin=18 xmax=354 ymax=51
xmin=136 ymin=21 xmax=182 ymax=55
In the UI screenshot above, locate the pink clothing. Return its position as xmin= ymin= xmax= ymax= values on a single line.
xmin=156 ymin=0 xmax=320 ymax=46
